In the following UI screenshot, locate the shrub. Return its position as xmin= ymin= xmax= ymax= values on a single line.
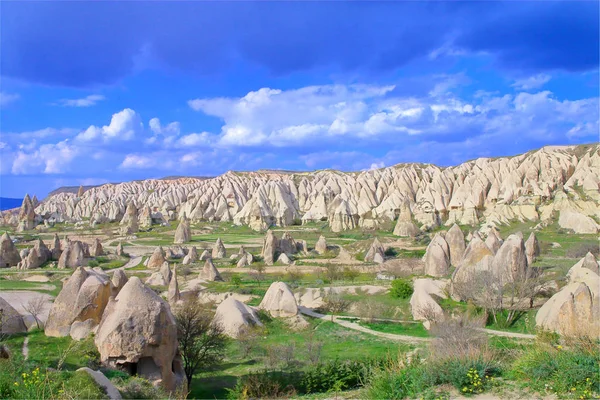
xmin=87 ymin=260 xmax=99 ymax=267
xmin=510 ymin=341 xmax=600 ymax=398
xmin=300 ymin=359 xmax=372 ymax=394
xmin=390 ymin=278 xmax=413 ymax=299
xmin=117 ymin=376 xmax=167 ymax=399
xmin=565 ymin=243 xmax=600 ymax=258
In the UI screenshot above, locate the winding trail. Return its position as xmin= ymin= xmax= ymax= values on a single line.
xmin=299 ymin=307 xmax=536 ymax=342
xmin=114 ymin=256 xmax=143 ymax=271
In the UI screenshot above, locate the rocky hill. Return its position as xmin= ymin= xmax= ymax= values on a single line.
xmin=5 ymin=144 xmax=600 ymax=233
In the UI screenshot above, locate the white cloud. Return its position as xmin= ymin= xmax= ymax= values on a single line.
xmin=55 ymin=94 xmax=105 ymax=107
xmin=77 ymin=108 xmax=143 ymax=142
xmin=11 ymin=140 xmax=79 ymax=174
xmin=148 ymin=118 xmax=180 ymax=136
xmin=176 ymin=132 xmax=212 ymax=147
xmin=0 ymin=92 xmax=20 ymax=107
xmin=512 ymin=74 xmax=551 ymax=90
xmin=187 ymin=83 xmax=598 ymax=149
xmin=119 ymin=154 xmax=156 ymax=169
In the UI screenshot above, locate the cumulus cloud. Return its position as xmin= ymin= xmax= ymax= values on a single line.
xmin=11 ymin=140 xmax=79 ymax=174
xmin=511 ymin=74 xmax=551 ymax=90
xmin=189 ymin=83 xmax=598 ymax=148
xmin=119 ymin=154 xmax=156 ymax=169
xmin=0 ymin=92 xmax=20 ymax=107
xmin=76 ymin=108 xmax=143 ymax=142
xmin=55 ymin=94 xmax=106 ymax=107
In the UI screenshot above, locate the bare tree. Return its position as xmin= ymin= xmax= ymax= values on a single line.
xmin=22 ymin=296 xmax=47 ymax=330
xmin=173 ymin=299 xmax=228 ymax=386
xmin=321 ymin=292 xmax=352 ymax=321
xmin=323 ymin=264 xmax=341 ymax=282
xmin=250 ymin=264 xmax=266 ymax=286
xmin=453 ymin=269 xmax=545 ymax=328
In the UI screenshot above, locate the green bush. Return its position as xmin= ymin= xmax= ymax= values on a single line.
xmin=116 ymin=376 xmax=167 ymax=399
xmin=0 ymin=361 xmax=108 ymax=399
xmin=390 ymin=279 xmax=413 ymax=299
xmin=87 ymin=260 xmax=99 ymax=267
xmin=228 ymin=359 xmax=377 ymax=398
xmin=510 ymin=341 xmax=599 ymax=398
xmin=365 ymin=357 xmax=500 ymax=399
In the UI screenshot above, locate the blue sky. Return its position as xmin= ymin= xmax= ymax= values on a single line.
xmin=1 ymin=1 xmax=598 ymax=199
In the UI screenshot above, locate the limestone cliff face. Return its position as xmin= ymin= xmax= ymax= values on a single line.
xmin=24 ymin=144 xmax=600 ymax=232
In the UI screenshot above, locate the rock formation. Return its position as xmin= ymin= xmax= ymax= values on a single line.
xmin=182 ymin=246 xmax=199 ymax=265
xmin=18 ymin=238 xmax=51 ymax=269
xmin=17 ymin=194 xmax=36 ymax=232
xmin=314 ymin=235 xmax=328 ymax=255
xmin=58 ymin=240 xmax=86 ymax=269
xmin=29 ymin=145 xmax=600 ymax=235
xmin=364 ymin=237 xmax=385 ymax=263
xmin=261 ymin=230 xmax=278 ymax=265
xmin=393 ymin=202 xmax=420 ymax=237
xmin=558 ymin=210 xmax=599 ymax=234
xmin=423 ymin=233 xmax=450 ymax=277
xmin=410 ymin=278 xmax=448 ymax=328
xmin=90 ymin=238 xmax=104 ymax=257
xmin=200 ymin=250 xmax=210 ymax=261
xmin=139 ymin=206 xmax=153 ymax=228
xmin=200 ymin=259 xmax=223 ymax=281
xmin=174 ymin=214 xmax=191 ymax=244
xmin=147 ymin=246 xmax=167 ymax=269
xmin=276 ymin=253 xmax=292 ymax=265
xmin=115 ymin=242 xmax=126 ymax=257
xmin=445 ymin=224 xmax=465 ymax=266
xmin=213 ymin=296 xmax=262 ymax=338
xmin=111 ymin=270 xmax=128 ymax=296
xmin=212 ymin=238 xmax=226 ymax=259
xmin=0 ymin=232 xmax=21 ymax=267
xmin=524 ymin=232 xmax=540 ymax=266
xmin=461 ymin=234 xmax=493 ymax=267
xmin=484 ymin=230 xmax=503 ymax=254
xmin=492 ymin=234 xmax=529 ymax=285
xmin=259 ymin=282 xmax=298 ymax=317
xmin=279 ymin=232 xmax=297 ymax=255
xmin=51 ymin=234 xmax=62 ymax=260
xmin=536 ymin=254 xmax=600 ymax=337
xmin=95 ymin=277 xmax=186 ymax=391
xmin=45 ymin=267 xmax=113 ymax=338
xmin=167 ymin=267 xmax=180 ymax=305
xmin=119 ymin=201 xmax=139 ymax=235
xmin=0 ymin=297 xmax=27 ymax=334
xmin=146 ymin=262 xmax=173 ymax=286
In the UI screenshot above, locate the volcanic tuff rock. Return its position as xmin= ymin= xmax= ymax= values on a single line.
xmin=0 ymin=297 xmax=27 ymax=334
xmin=524 ymin=232 xmax=540 ymax=266
xmin=90 ymin=238 xmax=104 ymax=257
xmin=167 ymin=267 xmax=180 ymax=305
xmin=423 ymin=233 xmax=450 ymax=277
xmin=95 ymin=277 xmax=186 ymax=391
xmin=259 ymin=282 xmax=299 ymax=317
xmin=24 ymin=145 xmax=599 ymax=233
xmin=174 ymin=214 xmax=191 ymax=244
xmin=17 ymin=194 xmax=36 ymax=232
xmin=200 ymin=258 xmax=223 ymax=281
xmin=410 ymin=278 xmax=448 ymax=326
xmin=393 ymin=202 xmax=420 ymax=237
xmin=51 ymin=234 xmax=62 ymax=260
xmin=314 ymin=235 xmax=328 ymax=255
xmin=214 ymin=297 xmax=263 ymax=338
xmin=445 ymin=224 xmax=466 ymax=266
xmin=536 ymin=254 xmax=600 ymax=337
xmin=182 ymin=246 xmax=199 ymax=265
xmin=364 ymin=237 xmax=385 ymax=263
xmin=58 ymin=240 xmax=86 ymax=269
xmin=45 ymin=267 xmax=113 ymax=337
xmin=119 ymin=201 xmax=139 ymax=235
xmin=212 ymin=238 xmax=226 ymax=259
xmin=0 ymin=232 xmax=21 ymax=267
xmin=18 ymin=238 xmax=51 ymax=269
xmin=147 ymin=246 xmax=167 ymax=269
xmin=261 ymin=230 xmax=278 ymax=265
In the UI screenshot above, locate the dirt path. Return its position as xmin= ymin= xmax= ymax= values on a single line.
xmin=117 ymin=256 xmax=143 ymax=270
xmin=300 ymin=307 xmax=537 ymax=342
xmin=300 ymin=306 xmax=429 ymax=344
